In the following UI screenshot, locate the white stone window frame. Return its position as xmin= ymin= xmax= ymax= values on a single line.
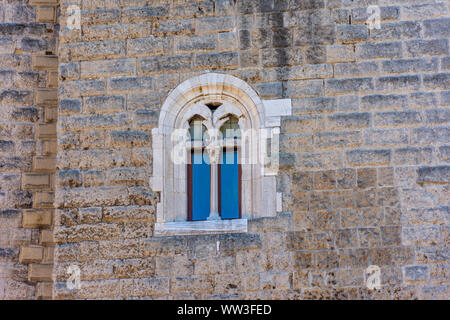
xmin=151 ymin=73 xmax=291 ymax=236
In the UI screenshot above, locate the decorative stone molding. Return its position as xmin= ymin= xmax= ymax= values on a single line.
xmin=151 ymin=72 xmax=291 ymax=236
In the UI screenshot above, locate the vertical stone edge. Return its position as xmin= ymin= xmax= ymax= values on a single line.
xmin=19 ymin=0 xmax=60 ymax=300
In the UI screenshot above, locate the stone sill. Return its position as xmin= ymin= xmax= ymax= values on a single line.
xmin=154 ymin=219 xmax=247 ymax=236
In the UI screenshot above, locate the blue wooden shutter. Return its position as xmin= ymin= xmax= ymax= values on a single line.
xmin=220 ymin=151 xmax=240 ymax=219
xmin=191 ymin=151 xmax=210 ymax=221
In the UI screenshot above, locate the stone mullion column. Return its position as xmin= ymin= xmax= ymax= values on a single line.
xmin=208 ymin=155 xmax=220 ymax=220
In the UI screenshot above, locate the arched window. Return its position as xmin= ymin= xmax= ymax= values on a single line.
xmin=187 ymin=113 xmax=242 ymax=222
xmin=187 ymin=115 xmax=211 ymax=222
xmin=218 ymin=115 xmax=241 ymax=220
xmin=151 ymin=73 xmax=291 ymax=236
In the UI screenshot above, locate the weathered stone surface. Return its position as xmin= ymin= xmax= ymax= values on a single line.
xmin=80 ymin=59 xmax=136 ymax=78
xmin=84 ymin=95 xmax=125 ymax=114
xmin=417 ymin=166 xmax=450 ymax=185
xmin=423 ymin=18 xmax=450 ymax=38
xmin=337 ymin=25 xmax=368 ymax=43
xmin=2 ymin=0 xmax=449 ymax=301
xmin=326 ymin=78 xmax=374 ymax=94
xmin=371 ymin=21 xmax=421 ymax=41
xmin=356 ymin=42 xmax=402 ymax=59
xmin=327 ymin=112 xmax=370 ymax=130
xmin=405 ymin=39 xmax=449 ymax=57
xmin=404 ymin=265 xmax=429 ymax=281
xmin=423 ymin=73 xmax=450 ymax=90
xmin=346 ymin=149 xmax=391 ymax=166
xmin=60 ymin=40 xmax=126 ymax=61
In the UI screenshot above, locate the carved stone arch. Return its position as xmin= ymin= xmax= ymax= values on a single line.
xmin=157 ymin=73 xmax=265 ymax=133
xmin=176 ymin=103 xmax=212 ymax=131
xmin=213 ymin=103 xmax=244 ymax=127
xmin=151 ymin=72 xmax=292 ymax=236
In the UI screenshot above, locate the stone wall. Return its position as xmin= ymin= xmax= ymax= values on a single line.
xmin=0 ymin=0 xmax=59 ymax=299
xmin=3 ymin=0 xmax=446 ymax=299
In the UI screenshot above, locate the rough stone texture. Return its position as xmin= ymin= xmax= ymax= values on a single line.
xmin=0 ymin=0 xmax=59 ymax=299
xmin=1 ymin=0 xmax=449 ymax=300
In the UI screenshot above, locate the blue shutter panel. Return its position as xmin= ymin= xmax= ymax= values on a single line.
xmin=192 ymin=152 xmax=210 ymax=221
xmin=220 ymin=151 xmax=240 ymax=219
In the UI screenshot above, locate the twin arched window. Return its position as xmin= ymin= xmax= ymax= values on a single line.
xmin=151 ymin=73 xmax=291 ymax=236
xmin=187 ymin=111 xmax=241 ymax=221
